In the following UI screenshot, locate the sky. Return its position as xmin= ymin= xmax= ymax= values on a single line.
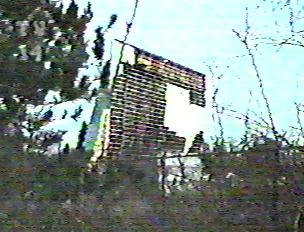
xmin=47 ymin=0 xmax=304 ymax=148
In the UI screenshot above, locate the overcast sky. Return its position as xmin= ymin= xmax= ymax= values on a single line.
xmin=57 ymin=0 xmax=304 ymax=145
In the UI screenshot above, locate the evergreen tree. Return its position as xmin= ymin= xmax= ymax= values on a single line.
xmin=0 ymin=0 xmax=92 ymax=133
xmin=188 ymin=131 xmax=206 ymax=154
xmin=107 ymin=14 xmax=117 ymax=30
xmin=76 ymin=121 xmax=88 ymax=150
xmin=66 ymin=0 xmax=79 ymax=19
xmin=93 ymin=26 xmax=105 ymax=61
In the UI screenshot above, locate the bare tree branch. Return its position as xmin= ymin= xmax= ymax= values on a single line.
xmin=222 ymin=107 xmax=270 ymax=129
xmin=232 ymin=7 xmax=279 ymax=142
xmin=295 ymin=102 xmax=304 ymax=138
xmin=203 ymin=62 xmax=225 ymax=147
xmin=114 ymin=0 xmax=140 ymax=77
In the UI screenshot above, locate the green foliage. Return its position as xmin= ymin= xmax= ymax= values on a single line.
xmin=0 ymin=0 xmax=91 ymax=117
xmin=0 ymin=135 xmax=303 ymax=231
xmin=92 ymin=14 xmax=118 ymax=63
xmin=93 ymin=26 xmax=105 ymax=61
xmin=107 ymin=14 xmax=117 ymax=30
xmin=0 ymin=0 xmax=94 ymax=153
xmin=0 ymin=0 xmax=41 ymax=20
xmin=99 ymin=59 xmax=111 ymax=88
xmin=66 ymin=0 xmax=79 ymax=20
xmin=0 ymin=135 xmax=100 ymax=230
xmin=76 ymin=121 xmax=88 ymax=149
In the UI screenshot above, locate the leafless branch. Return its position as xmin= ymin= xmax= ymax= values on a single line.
xmin=221 ymin=107 xmax=270 ymax=130
xmin=232 ymin=7 xmax=279 ymax=142
xmin=295 ymin=102 xmax=304 ymax=138
xmin=203 ymin=62 xmax=225 ymax=146
xmin=114 ymin=0 xmax=140 ymax=77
